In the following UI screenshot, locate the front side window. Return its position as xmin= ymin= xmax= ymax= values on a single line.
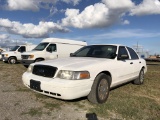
xmin=18 ymin=46 xmax=26 ymax=52
xmin=127 ymin=47 xmax=139 ymax=60
xmin=33 ymin=43 xmax=49 ymax=51
xmin=46 ymin=44 xmax=57 ymax=52
xmin=72 ymin=45 xmax=117 ymax=59
xmin=10 ymin=46 xmax=20 ymax=51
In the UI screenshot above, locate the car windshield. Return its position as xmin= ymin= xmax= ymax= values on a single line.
xmin=33 ymin=43 xmax=49 ymax=51
xmin=10 ymin=46 xmax=20 ymax=51
xmin=72 ymin=45 xmax=117 ymax=59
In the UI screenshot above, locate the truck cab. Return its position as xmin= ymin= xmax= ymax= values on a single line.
xmin=2 ymin=45 xmax=36 ymax=64
xmin=21 ymin=38 xmax=87 ymax=67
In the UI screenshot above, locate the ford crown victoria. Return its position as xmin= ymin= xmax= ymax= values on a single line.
xmin=22 ymin=44 xmax=147 ymax=104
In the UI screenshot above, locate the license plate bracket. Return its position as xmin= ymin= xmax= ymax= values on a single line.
xmin=30 ymin=80 xmax=42 ymax=92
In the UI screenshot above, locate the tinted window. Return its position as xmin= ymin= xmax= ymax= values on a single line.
xmin=72 ymin=45 xmax=117 ymax=59
xmin=46 ymin=44 xmax=57 ymax=52
xmin=10 ymin=46 xmax=20 ymax=51
xmin=33 ymin=43 xmax=49 ymax=51
xmin=18 ymin=46 xmax=26 ymax=52
xmin=118 ymin=46 xmax=129 ymax=60
xmin=127 ymin=47 xmax=139 ymax=60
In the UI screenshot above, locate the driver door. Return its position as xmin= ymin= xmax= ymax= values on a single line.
xmin=45 ymin=44 xmax=58 ymax=60
xmin=17 ymin=46 xmax=26 ymax=60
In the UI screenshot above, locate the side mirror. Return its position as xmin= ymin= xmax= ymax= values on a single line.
xmin=70 ymin=53 xmax=75 ymax=57
xmin=118 ymin=54 xmax=129 ymax=60
xmin=110 ymin=53 xmax=117 ymax=59
xmin=46 ymin=48 xmax=52 ymax=53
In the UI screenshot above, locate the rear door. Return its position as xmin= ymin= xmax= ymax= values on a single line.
xmin=114 ymin=46 xmax=134 ymax=85
xmin=127 ymin=47 xmax=141 ymax=78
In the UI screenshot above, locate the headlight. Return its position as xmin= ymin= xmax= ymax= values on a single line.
xmin=57 ymin=70 xmax=90 ymax=80
xmin=29 ymin=55 xmax=34 ymax=58
xmin=27 ymin=65 xmax=33 ymax=73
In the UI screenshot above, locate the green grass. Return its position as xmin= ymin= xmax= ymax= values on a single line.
xmin=43 ymin=102 xmax=61 ymax=110
xmin=0 ymin=61 xmax=160 ymax=119
xmin=21 ymin=108 xmax=43 ymax=117
xmin=89 ymin=62 xmax=160 ymax=120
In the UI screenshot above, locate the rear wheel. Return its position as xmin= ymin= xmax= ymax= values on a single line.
xmin=88 ymin=73 xmax=110 ymax=104
xmin=133 ymin=68 xmax=144 ymax=85
xmin=8 ymin=57 xmax=17 ymax=64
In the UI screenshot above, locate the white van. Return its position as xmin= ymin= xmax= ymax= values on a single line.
xmin=21 ymin=38 xmax=87 ymax=67
xmin=0 ymin=48 xmax=6 ymax=60
xmin=2 ymin=44 xmax=36 ymax=64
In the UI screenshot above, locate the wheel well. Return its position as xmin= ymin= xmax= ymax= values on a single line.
xmin=141 ymin=66 xmax=145 ymax=71
xmin=8 ymin=56 xmax=17 ymax=60
xmin=34 ymin=58 xmax=45 ymax=62
xmin=97 ymin=71 xmax=112 ymax=85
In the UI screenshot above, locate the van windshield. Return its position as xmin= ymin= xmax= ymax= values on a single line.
xmin=10 ymin=46 xmax=20 ymax=51
xmin=71 ymin=45 xmax=117 ymax=59
xmin=33 ymin=43 xmax=49 ymax=51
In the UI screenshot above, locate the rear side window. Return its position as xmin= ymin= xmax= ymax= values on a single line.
xmin=118 ymin=46 xmax=129 ymax=60
xmin=127 ymin=47 xmax=139 ymax=60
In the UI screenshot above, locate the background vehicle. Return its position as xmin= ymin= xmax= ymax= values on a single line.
xmin=21 ymin=38 xmax=87 ymax=67
xmin=2 ymin=44 xmax=36 ymax=64
xmin=0 ymin=48 xmax=6 ymax=60
xmin=22 ymin=44 xmax=147 ymax=104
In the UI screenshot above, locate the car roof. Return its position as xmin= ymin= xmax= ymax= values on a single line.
xmin=88 ymin=44 xmax=124 ymax=47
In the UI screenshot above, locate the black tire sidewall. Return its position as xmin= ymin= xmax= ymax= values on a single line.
xmin=8 ymin=57 xmax=16 ymax=64
xmin=139 ymin=69 xmax=144 ymax=84
xmin=95 ymin=74 xmax=110 ymax=103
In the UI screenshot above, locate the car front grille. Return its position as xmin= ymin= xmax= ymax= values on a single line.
xmin=21 ymin=55 xmax=29 ymax=59
xmin=32 ymin=65 xmax=57 ymax=78
xmin=2 ymin=54 xmax=4 ymax=58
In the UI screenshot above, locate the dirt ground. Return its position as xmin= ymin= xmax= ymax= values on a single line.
xmin=0 ymin=62 xmax=106 ymax=120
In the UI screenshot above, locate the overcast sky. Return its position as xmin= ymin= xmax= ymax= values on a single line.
xmin=0 ymin=0 xmax=160 ymax=54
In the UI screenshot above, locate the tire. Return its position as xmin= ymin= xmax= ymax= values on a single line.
xmin=133 ymin=68 xmax=144 ymax=85
xmin=8 ymin=57 xmax=17 ymax=64
xmin=87 ymin=73 xmax=111 ymax=104
xmin=35 ymin=59 xmax=44 ymax=62
xmin=24 ymin=65 xmax=29 ymax=68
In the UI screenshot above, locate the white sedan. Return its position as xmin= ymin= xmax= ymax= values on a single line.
xmin=22 ymin=44 xmax=147 ymax=104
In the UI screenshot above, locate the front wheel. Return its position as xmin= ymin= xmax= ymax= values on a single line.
xmin=35 ymin=59 xmax=44 ymax=62
xmin=87 ymin=73 xmax=111 ymax=104
xmin=23 ymin=65 xmax=29 ymax=68
xmin=133 ymin=68 xmax=144 ymax=85
xmin=8 ymin=57 xmax=17 ymax=64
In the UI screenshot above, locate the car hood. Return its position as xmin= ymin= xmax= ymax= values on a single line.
xmin=2 ymin=51 xmax=16 ymax=55
xmin=21 ymin=51 xmax=42 ymax=55
xmin=33 ymin=57 xmax=114 ymax=70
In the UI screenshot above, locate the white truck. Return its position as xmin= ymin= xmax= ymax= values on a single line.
xmin=21 ymin=38 xmax=87 ymax=67
xmin=0 ymin=48 xmax=6 ymax=60
xmin=2 ymin=44 xmax=36 ymax=64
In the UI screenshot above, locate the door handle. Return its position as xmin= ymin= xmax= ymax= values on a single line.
xmin=130 ymin=62 xmax=133 ymax=64
xmin=139 ymin=61 xmax=141 ymax=63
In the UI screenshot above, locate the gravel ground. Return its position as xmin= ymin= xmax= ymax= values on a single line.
xmin=0 ymin=62 xmax=105 ymax=120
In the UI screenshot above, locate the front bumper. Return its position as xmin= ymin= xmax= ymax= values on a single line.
xmin=2 ymin=56 xmax=8 ymax=62
xmin=21 ymin=59 xmax=35 ymax=66
xmin=22 ymin=72 xmax=92 ymax=100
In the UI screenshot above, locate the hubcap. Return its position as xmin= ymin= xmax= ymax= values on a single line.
xmin=98 ymin=79 xmax=108 ymax=100
xmin=140 ymin=70 xmax=144 ymax=83
xmin=10 ymin=59 xmax=16 ymax=64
